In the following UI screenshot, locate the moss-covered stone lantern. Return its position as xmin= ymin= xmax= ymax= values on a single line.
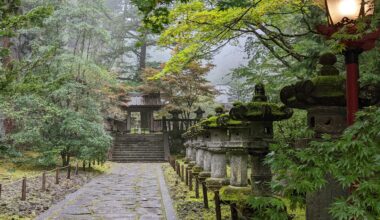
xmin=214 ymin=114 xmax=253 ymax=219
xmin=201 ymin=112 xmax=230 ymax=192
xmin=180 ymin=125 xmax=196 ymax=189
xmin=182 ymin=131 xmax=193 ymax=164
xmin=198 ymin=129 xmax=212 ymax=208
xmin=230 ymin=83 xmax=293 ymax=196
xmin=191 ymin=124 xmax=208 ymax=198
xmin=200 ymin=108 xmax=232 ymax=220
xmin=280 ymin=53 xmax=380 ymax=220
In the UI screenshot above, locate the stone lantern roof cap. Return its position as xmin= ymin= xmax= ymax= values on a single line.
xmin=182 ymin=123 xmax=207 ymax=139
xmin=194 ymin=107 xmax=205 ymax=115
xmin=280 ymin=53 xmax=380 ymax=109
xmin=230 ymin=83 xmax=293 ymax=122
xmin=230 ymin=102 xmax=293 ymax=121
xmin=200 ymin=114 xmax=246 ymax=129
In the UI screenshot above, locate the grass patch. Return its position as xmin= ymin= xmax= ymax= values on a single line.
xmin=0 ymin=151 xmax=46 ymax=183
xmin=163 ymin=161 xmax=231 ymax=220
xmin=0 ymin=151 xmax=111 ymax=184
xmin=165 ymin=158 xmax=306 ymax=220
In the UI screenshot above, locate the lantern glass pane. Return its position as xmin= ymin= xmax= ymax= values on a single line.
xmin=327 ymin=0 xmax=374 ymax=24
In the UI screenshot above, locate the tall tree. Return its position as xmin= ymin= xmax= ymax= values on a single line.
xmin=141 ymin=62 xmax=215 ymax=119
xmin=104 ymin=0 xmax=157 ymax=82
xmin=1 ymin=0 xmax=121 ymax=166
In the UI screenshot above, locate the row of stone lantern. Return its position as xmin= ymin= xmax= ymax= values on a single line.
xmin=177 ymin=83 xmax=293 ymax=220
xmin=171 ymin=53 xmax=380 ymax=220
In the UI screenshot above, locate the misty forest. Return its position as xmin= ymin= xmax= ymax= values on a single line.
xmin=0 ymin=0 xmax=380 ymax=220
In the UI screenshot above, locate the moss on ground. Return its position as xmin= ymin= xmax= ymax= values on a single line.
xmin=0 ymin=152 xmax=111 ymax=219
xmin=0 ymin=151 xmax=48 ymax=183
xmin=284 ymin=199 xmax=306 ymax=220
xmin=219 ymin=186 xmax=251 ymax=203
xmin=162 ymin=161 xmax=231 ymax=220
xmin=165 ymin=158 xmax=306 ymax=220
xmin=0 ymin=152 xmax=111 ymax=184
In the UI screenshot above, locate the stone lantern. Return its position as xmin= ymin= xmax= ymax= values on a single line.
xmin=215 ymin=114 xmax=252 ymax=219
xmin=184 ymin=121 xmax=212 ymax=203
xmin=200 ymin=110 xmax=231 ymax=220
xmin=229 ymin=83 xmax=293 ymax=197
xmin=191 ymin=125 xmax=208 ymax=198
xmin=202 ymin=108 xmax=230 ymax=192
xmin=187 ymin=130 xmax=198 ymax=190
xmin=182 ymin=131 xmax=192 ymax=164
xmin=180 ymin=125 xmax=194 ymax=188
xmin=194 ymin=107 xmax=205 ymax=120
xmin=280 ymin=53 xmax=380 ymax=220
xmin=198 ymin=130 xmax=212 ymax=208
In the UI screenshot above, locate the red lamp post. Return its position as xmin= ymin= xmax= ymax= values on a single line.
xmin=317 ymin=0 xmax=380 ymax=125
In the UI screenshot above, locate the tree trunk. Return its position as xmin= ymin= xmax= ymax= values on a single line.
xmin=2 ymin=37 xmax=12 ymax=69
xmin=139 ymin=43 xmax=147 ymax=72
xmin=61 ymin=152 xmax=67 ymax=166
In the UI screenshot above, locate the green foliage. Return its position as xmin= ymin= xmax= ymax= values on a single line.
xmin=269 ymin=110 xmax=314 ymax=209
xmin=141 ymin=62 xmax=215 ymax=119
xmin=246 ymin=196 xmax=289 ymax=220
xmin=0 ymin=0 xmax=120 ymax=166
xmin=317 ymin=107 xmax=380 ymax=219
xmin=0 ymin=1 xmax=52 ymax=83
xmin=131 ymin=0 xmax=189 ymax=33
xmin=134 ymin=0 xmax=380 ymax=219
xmin=0 ymin=145 xmax=22 ymax=159
xmin=269 ymin=107 xmax=380 ymax=219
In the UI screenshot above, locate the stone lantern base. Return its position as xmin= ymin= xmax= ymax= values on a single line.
xmin=220 ymin=186 xmax=252 ymax=219
xmin=219 ymin=185 xmax=251 ymax=203
xmin=192 ymin=165 xmax=203 ymax=175
xmin=184 ymin=157 xmax=191 ymax=164
xmin=188 ymin=161 xmax=196 ymax=167
xmin=198 ymin=171 xmax=211 ymax=182
xmin=205 ymin=178 xmax=230 ymax=192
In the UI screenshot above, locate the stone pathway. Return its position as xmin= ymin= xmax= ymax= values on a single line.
xmin=37 ymin=163 xmax=176 ymax=220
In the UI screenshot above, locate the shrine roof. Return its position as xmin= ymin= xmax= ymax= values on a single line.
xmin=121 ymin=93 xmax=164 ymax=109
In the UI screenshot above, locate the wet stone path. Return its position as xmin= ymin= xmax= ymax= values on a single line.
xmin=37 ymin=163 xmax=176 ymax=220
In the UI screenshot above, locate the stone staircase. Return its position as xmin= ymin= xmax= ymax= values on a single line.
xmin=111 ymin=133 xmax=165 ymax=162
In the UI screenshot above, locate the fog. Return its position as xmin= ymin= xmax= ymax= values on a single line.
xmin=149 ymin=42 xmax=248 ymax=85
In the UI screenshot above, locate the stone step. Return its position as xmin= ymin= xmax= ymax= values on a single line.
xmin=112 ymin=154 xmax=165 ymax=157
xmin=113 ymin=143 xmax=163 ymax=145
xmin=113 ymin=143 xmax=163 ymax=146
xmin=111 ymin=157 xmax=165 ymax=161
xmin=114 ymin=142 xmax=163 ymax=146
xmin=111 ymin=156 xmax=165 ymax=160
xmin=114 ymin=136 xmax=163 ymax=140
xmin=113 ymin=144 xmax=163 ymax=146
xmin=112 ymin=149 xmax=164 ymax=154
xmin=114 ymin=136 xmax=163 ymax=139
xmin=112 ymin=150 xmax=164 ymax=153
xmin=114 ymin=139 xmax=163 ymax=141
xmin=113 ymin=142 xmax=164 ymax=146
xmin=115 ymin=139 xmax=163 ymax=141
xmin=112 ymin=151 xmax=164 ymax=155
xmin=111 ymin=155 xmax=165 ymax=158
xmin=113 ymin=147 xmax=163 ymax=149
xmin=113 ymin=146 xmax=163 ymax=149
xmin=111 ymin=134 xmax=165 ymax=162
xmin=111 ymin=159 xmax=165 ymax=162
xmin=113 ymin=133 xmax=162 ymax=136
xmin=112 ymin=151 xmax=164 ymax=154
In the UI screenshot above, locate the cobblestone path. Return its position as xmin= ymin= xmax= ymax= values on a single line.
xmin=37 ymin=163 xmax=176 ymax=220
